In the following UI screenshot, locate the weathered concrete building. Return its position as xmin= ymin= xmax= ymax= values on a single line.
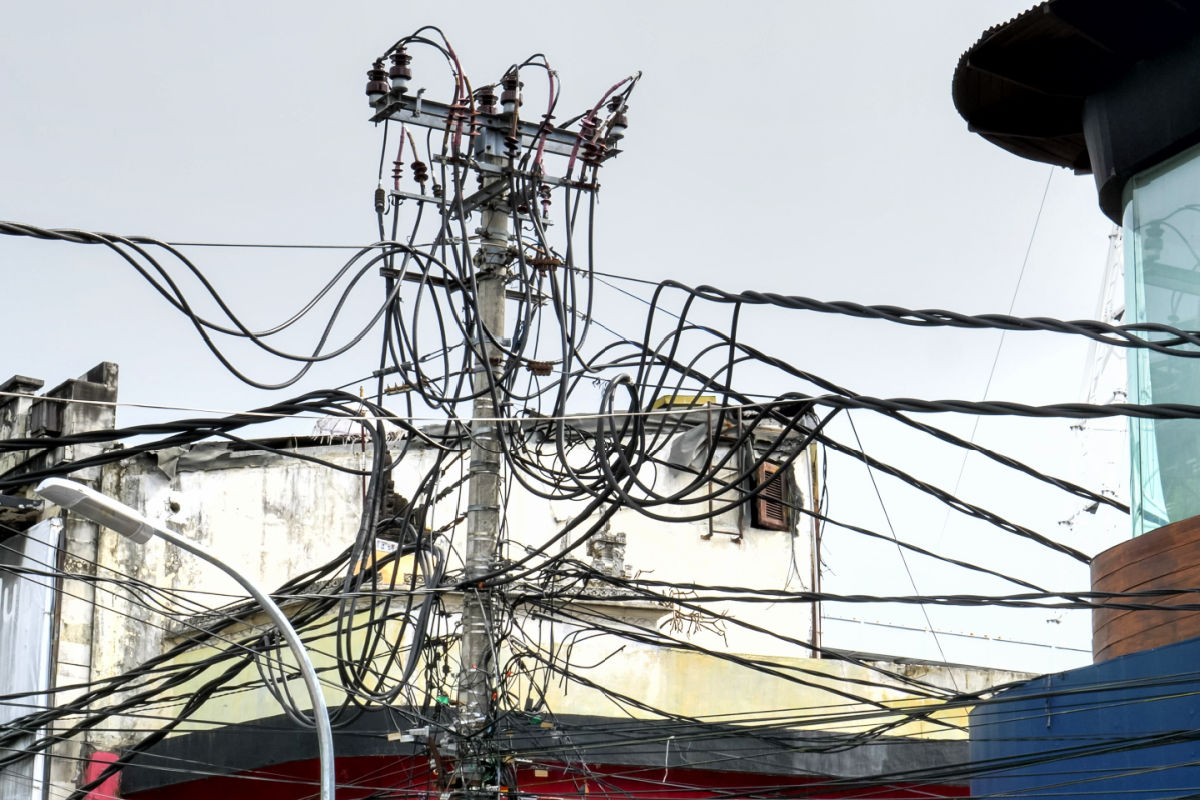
xmin=1 ymin=365 xmax=1027 ymax=800
xmin=1 ymin=365 xmax=119 ymax=800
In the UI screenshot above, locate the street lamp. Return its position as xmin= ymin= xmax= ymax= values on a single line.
xmin=34 ymin=477 xmax=335 ymax=800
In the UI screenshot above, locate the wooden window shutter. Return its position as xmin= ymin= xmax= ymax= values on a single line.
xmin=753 ymin=463 xmax=788 ymax=531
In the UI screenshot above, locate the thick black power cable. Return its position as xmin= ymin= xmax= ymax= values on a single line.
xmin=658 ymin=279 xmax=1200 ymax=357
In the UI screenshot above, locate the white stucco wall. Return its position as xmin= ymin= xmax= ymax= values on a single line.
xmin=84 ymin=424 xmax=822 ymax=748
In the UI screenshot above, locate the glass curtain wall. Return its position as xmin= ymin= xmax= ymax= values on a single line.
xmin=1125 ymin=141 xmax=1200 ymax=536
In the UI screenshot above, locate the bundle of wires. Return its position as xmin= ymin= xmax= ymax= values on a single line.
xmin=6 ymin=24 xmax=1200 ymax=800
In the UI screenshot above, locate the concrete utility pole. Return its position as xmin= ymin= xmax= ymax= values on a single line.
xmin=367 ymin=48 xmax=635 ymax=796
xmin=458 ymin=115 xmax=510 ymax=728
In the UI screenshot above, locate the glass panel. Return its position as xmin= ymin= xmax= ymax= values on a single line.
xmin=1125 ymin=141 xmax=1200 ymax=536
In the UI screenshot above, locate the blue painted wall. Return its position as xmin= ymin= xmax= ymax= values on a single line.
xmin=970 ymin=635 xmax=1200 ymax=798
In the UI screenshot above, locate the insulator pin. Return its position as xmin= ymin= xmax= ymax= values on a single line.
xmin=366 ymin=59 xmax=390 ymax=105
xmin=389 ymin=48 xmax=412 ymax=97
xmin=501 ymin=70 xmax=522 ymax=114
xmin=476 ymin=85 xmax=499 ymax=116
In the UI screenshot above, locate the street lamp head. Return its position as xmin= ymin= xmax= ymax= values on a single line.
xmin=34 ymin=477 xmax=156 ymax=544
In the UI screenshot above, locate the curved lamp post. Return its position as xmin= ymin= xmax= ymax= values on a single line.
xmin=34 ymin=477 xmax=335 ymax=800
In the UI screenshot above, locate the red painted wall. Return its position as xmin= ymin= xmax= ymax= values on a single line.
xmin=122 ymin=754 xmax=967 ymax=800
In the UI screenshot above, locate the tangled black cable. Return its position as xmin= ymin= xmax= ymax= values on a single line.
xmin=4 ymin=22 xmax=1191 ymax=800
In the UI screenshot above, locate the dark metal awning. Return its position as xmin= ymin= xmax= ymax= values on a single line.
xmin=952 ymin=0 xmax=1200 ymax=174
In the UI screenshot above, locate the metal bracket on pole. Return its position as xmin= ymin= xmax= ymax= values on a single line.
xmin=371 ymin=95 xmax=583 ymax=158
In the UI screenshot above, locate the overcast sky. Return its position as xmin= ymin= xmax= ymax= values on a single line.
xmin=0 ymin=1 xmax=1120 ymax=672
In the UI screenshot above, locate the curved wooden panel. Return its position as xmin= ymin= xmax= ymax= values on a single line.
xmin=1092 ymin=561 xmax=1200 ymax=645
xmin=1092 ymin=514 xmax=1200 ymax=661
